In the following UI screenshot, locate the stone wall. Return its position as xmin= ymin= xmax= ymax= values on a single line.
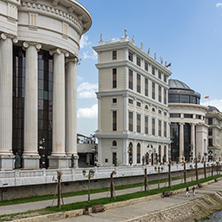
xmin=126 ymin=193 xmax=222 ymax=222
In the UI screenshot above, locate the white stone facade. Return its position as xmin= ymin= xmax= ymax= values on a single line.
xmin=0 ymin=0 xmax=92 ymax=170
xmin=93 ymin=34 xmax=172 ymax=166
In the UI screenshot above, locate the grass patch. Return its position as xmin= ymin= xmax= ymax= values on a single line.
xmin=0 ymin=177 xmax=181 ymax=207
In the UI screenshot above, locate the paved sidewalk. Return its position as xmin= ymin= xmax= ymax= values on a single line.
xmin=0 ymin=175 xmax=206 ymax=216
xmin=56 ymin=179 xmax=222 ymax=222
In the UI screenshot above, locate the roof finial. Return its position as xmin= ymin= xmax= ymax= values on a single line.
xmin=148 ymin=48 xmax=150 ymax=54
xmin=124 ymin=29 xmax=127 ymax=38
xmin=154 ymin=53 xmax=156 ymax=60
xmin=132 ymin=35 xmax=135 ymax=43
xmin=100 ymin=34 xmax=103 ymax=42
xmin=141 ymin=42 xmax=143 ymax=49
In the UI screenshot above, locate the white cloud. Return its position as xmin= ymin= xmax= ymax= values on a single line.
xmin=216 ymin=3 xmax=222 ymax=7
xmin=82 ymin=50 xmax=98 ymax=60
xmin=77 ymin=104 xmax=98 ymax=119
xmin=77 ymin=75 xmax=84 ymax=82
xmin=77 ymin=82 xmax=98 ymax=99
xmin=201 ymin=99 xmax=222 ymax=111
xmin=80 ymin=35 xmax=91 ymax=48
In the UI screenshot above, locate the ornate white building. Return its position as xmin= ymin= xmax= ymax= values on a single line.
xmin=0 ymin=0 xmax=92 ymax=170
xmin=169 ymin=79 xmax=208 ymax=162
xmin=93 ymin=33 xmax=172 ymax=166
xmin=205 ymin=106 xmax=222 ymax=161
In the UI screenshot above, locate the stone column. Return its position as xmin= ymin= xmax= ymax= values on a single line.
xmin=191 ymin=123 xmax=196 ymax=159
xmin=65 ymin=58 xmax=78 ymax=167
xmin=22 ymin=42 xmax=41 ymax=169
xmin=133 ymin=140 xmax=137 ymax=165
xmin=0 ymin=34 xmax=14 ymax=170
xmin=48 ymin=49 xmax=69 ymax=169
xmin=179 ymin=123 xmax=184 ymax=162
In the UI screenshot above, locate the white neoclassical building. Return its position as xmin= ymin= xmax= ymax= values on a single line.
xmin=0 ymin=0 xmax=92 ymax=170
xmin=93 ymin=32 xmax=172 ymax=166
xmin=169 ymin=79 xmax=208 ymax=162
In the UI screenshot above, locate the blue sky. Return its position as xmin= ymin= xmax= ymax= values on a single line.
xmin=77 ymin=0 xmax=222 ymax=136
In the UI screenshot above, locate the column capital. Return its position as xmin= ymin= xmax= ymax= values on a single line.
xmin=66 ymin=57 xmax=78 ymax=64
xmin=179 ymin=122 xmax=185 ymax=126
xmin=23 ymin=42 xmax=42 ymax=51
xmin=0 ymin=33 xmax=17 ymax=42
xmin=50 ymin=48 xmax=69 ymax=57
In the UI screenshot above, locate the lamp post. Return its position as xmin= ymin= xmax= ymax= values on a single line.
xmin=39 ymin=138 xmax=45 ymax=168
xmin=82 ymin=169 xmax=95 ymax=203
xmin=154 ymin=165 xmax=164 ymax=189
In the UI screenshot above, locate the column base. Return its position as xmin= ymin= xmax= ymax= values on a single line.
xmin=48 ymin=156 xmax=70 ymax=169
xmin=22 ymin=155 xmax=40 ymax=170
xmin=0 ymin=155 xmax=15 ymax=170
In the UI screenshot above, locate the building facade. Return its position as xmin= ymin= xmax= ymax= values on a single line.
xmin=93 ymin=33 xmax=172 ymax=166
xmin=169 ymin=79 xmax=208 ymax=162
xmin=205 ymin=106 xmax=222 ymax=161
xmin=0 ymin=0 xmax=92 ymax=170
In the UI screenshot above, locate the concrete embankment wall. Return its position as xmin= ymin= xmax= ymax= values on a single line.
xmin=0 ymin=168 xmax=208 ymax=201
xmin=126 ymin=193 xmax=222 ymax=222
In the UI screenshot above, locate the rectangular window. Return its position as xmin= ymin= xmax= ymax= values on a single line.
xmin=158 ymin=85 xmax=162 ymax=102
xmin=158 ymin=120 xmax=161 ymax=136
xmin=145 ymin=78 xmax=148 ymax=96
xmin=145 ymin=62 xmax=148 ymax=71
xmin=164 ymin=88 xmax=167 ymax=104
xmin=152 ymin=67 xmax=155 ymax=75
xmin=112 ymin=98 xmax=117 ymax=103
xmin=184 ymin=114 xmax=193 ymax=118
xmin=196 ymin=115 xmax=201 ymax=119
xmin=128 ymin=98 xmax=133 ymax=104
xmin=129 ymin=69 xmax=133 ymax=90
xmin=208 ymin=118 xmax=212 ymax=125
xmin=208 ymin=128 xmax=212 ymax=136
xmin=137 ymin=73 xmax=141 ymax=93
xmin=170 ymin=113 xmax=181 ymax=118
xmin=209 ymin=138 xmax=213 ymax=146
xmin=129 ymin=111 xmax=133 ymax=132
xmin=137 ymin=114 xmax=141 ymax=133
xmin=164 ymin=75 xmax=167 ymax=82
xmin=112 ymin=111 xmax=117 ymax=131
xmin=137 ymin=57 xmax=141 ymax=66
xmin=128 ymin=51 xmax=133 ymax=62
xmin=158 ymin=71 xmax=161 ymax=79
xmin=152 ymin=118 xmax=155 ymax=135
xmin=145 ymin=116 xmax=148 ymax=134
xmin=152 ymin=82 xmax=155 ymax=100
xmin=112 ymin=50 xmax=117 ymax=60
xmin=164 ymin=121 xmax=167 ymax=137
xmin=112 ymin=68 xmax=117 ymax=88
xmin=137 ymin=101 xmax=141 ymax=107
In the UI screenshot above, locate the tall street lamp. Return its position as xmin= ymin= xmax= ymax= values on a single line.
xmin=82 ymin=169 xmax=95 ymax=202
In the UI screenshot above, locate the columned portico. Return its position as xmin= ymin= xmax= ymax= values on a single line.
xmin=0 ymin=34 xmax=14 ymax=170
xmin=23 ymin=42 xmax=41 ymax=169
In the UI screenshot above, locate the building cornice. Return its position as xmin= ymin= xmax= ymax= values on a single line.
xmin=94 ymin=133 xmax=171 ymax=144
xmin=93 ymin=38 xmax=172 ymax=77
xmin=96 ymin=90 xmax=170 ymax=111
xmin=169 ymin=103 xmax=208 ymax=112
xmin=19 ymin=0 xmax=92 ymax=35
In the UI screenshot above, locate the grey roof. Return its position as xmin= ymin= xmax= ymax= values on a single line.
xmin=208 ymin=106 xmax=220 ymax=112
xmin=169 ymin=79 xmax=190 ymax=90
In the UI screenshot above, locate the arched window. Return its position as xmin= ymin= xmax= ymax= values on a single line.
xmin=128 ymin=142 xmax=133 ymax=164
xmin=145 ymin=105 xmax=148 ymax=110
xmin=137 ymin=143 xmax=141 ymax=164
xmin=112 ymin=140 xmax=117 ymax=146
xmin=152 ymin=107 xmax=155 ymax=112
xmin=158 ymin=145 xmax=161 ymax=163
